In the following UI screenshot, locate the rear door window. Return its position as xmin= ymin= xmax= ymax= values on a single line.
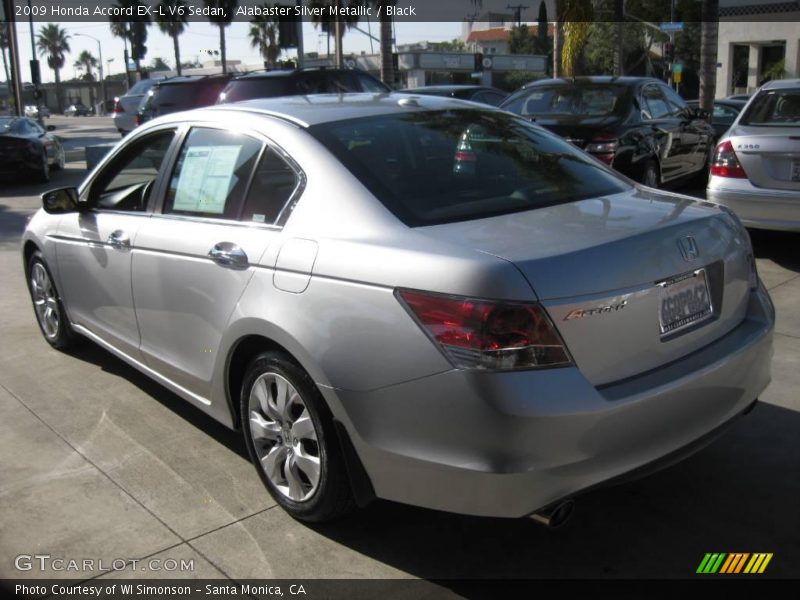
xmin=163 ymin=128 xmax=262 ymax=220
xmin=642 ymin=85 xmax=672 ymax=119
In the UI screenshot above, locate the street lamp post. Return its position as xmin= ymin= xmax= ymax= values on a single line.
xmin=75 ymin=32 xmax=105 ymax=114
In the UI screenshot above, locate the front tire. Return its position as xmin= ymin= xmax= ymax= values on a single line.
xmin=240 ymin=351 xmax=354 ymax=522
xmin=37 ymin=149 xmax=50 ymax=182
xmin=52 ymin=145 xmax=66 ymax=170
xmin=27 ymin=251 xmax=78 ymax=349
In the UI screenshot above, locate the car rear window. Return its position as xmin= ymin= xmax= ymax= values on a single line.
xmin=309 ymin=110 xmax=630 ymax=227
xmin=152 ymin=80 xmax=229 ymax=112
xmin=219 ymin=78 xmax=293 ymax=103
xmin=503 ymin=84 xmax=630 ymax=117
xmin=127 ymin=78 xmax=159 ymax=96
xmin=740 ymin=88 xmax=800 ymax=126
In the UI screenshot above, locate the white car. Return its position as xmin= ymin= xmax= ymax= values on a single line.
xmin=707 ymin=79 xmax=800 ymax=230
xmin=112 ymin=78 xmax=163 ymax=135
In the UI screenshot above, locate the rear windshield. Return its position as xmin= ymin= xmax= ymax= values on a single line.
xmin=740 ymin=88 xmax=800 ymax=126
xmin=219 ymin=78 xmax=293 ymax=103
xmin=309 ymin=110 xmax=630 ymax=226
xmin=502 ymin=84 xmax=630 ymax=117
xmin=152 ymin=80 xmax=228 ymax=111
xmin=127 ymin=78 xmax=159 ymax=96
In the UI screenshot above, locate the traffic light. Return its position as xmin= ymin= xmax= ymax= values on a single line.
xmin=664 ymin=42 xmax=674 ymax=63
xmin=277 ymin=7 xmax=299 ymax=48
xmin=474 ymin=52 xmax=484 ymax=72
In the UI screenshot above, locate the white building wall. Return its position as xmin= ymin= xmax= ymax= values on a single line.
xmin=716 ymin=19 xmax=800 ymax=97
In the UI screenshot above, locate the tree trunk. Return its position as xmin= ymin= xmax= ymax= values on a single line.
xmin=54 ymin=68 xmax=63 ymax=114
xmin=1 ymin=47 xmax=9 ymax=85
xmin=173 ymin=32 xmax=182 ymax=76
xmin=614 ymin=0 xmax=624 ymax=76
xmin=699 ymin=0 xmax=719 ymax=113
xmin=219 ymin=24 xmax=227 ymax=74
xmin=553 ymin=23 xmax=563 ymax=78
xmin=379 ymin=4 xmax=394 ymax=85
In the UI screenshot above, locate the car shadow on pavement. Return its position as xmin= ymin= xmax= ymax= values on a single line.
xmin=61 ymin=341 xmax=249 ymax=460
xmin=303 ymin=401 xmax=798 ymax=582
xmin=750 ymin=230 xmax=800 ymax=274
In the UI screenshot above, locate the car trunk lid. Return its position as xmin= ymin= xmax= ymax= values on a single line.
xmin=418 ymin=188 xmax=753 ymax=386
xmin=526 ymin=115 xmax=622 ymax=149
xmin=726 ymin=125 xmax=800 ymax=191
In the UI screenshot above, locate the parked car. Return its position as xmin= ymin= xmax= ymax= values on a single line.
xmin=137 ymin=74 xmax=232 ymax=126
xmin=0 ymin=116 xmax=64 ymax=182
xmin=64 ymin=103 xmax=89 ymax=117
xmin=113 ymin=77 xmax=165 ymax=135
xmin=216 ymin=68 xmax=390 ymax=104
xmin=727 ymin=93 xmax=752 ymax=102
xmin=23 ymin=94 xmax=773 ymax=524
xmin=401 ymin=85 xmax=508 ymax=106
xmin=707 ymin=78 xmax=800 ymax=230
xmin=500 ymin=76 xmax=715 ymax=188
xmin=24 ymin=105 xmax=51 ymax=119
xmin=686 ymin=98 xmax=747 ymax=139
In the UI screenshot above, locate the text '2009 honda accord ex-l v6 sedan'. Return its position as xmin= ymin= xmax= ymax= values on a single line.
xmin=22 ymin=94 xmax=774 ymax=525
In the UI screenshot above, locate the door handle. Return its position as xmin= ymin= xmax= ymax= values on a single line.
xmin=208 ymin=242 xmax=248 ymax=269
xmin=107 ymin=230 xmax=131 ymax=250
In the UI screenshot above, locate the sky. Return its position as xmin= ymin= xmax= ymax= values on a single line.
xmin=8 ymin=20 xmax=464 ymax=83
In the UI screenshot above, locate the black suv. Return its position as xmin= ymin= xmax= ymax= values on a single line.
xmin=500 ymin=77 xmax=715 ymax=188
xmin=217 ymin=68 xmax=390 ymax=104
xmin=137 ymin=74 xmax=232 ymax=125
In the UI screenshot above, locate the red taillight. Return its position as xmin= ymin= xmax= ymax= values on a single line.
xmin=585 ymin=134 xmax=618 ymax=166
xmin=454 ymin=150 xmax=477 ymax=162
xmin=112 ymin=101 xmax=124 ymax=114
xmin=397 ymin=289 xmax=572 ymax=370
xmin=710 ymin=140 xmax=747 ymax=178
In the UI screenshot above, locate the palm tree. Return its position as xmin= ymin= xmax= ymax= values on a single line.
xmin=74 ymin=50 xmax=98 ymax=107
xmin=156 ymin=0 xmax=188 ymax=76
xmin=555 ymin=0 xmax=593 ymax=77
xmin=203 ymin=0 xmax=238 ymax=74
xmin=310 ymin=0 xmax=362 ymax=66
xmin=36 ymin=24 xmax=71 ymax=113
xmin=699 ymin=0 xmax=719 ymax=112
xmin=249 ymin=6 xmax=281 ymax=69
xmin=0 ymin=23 xmax=11 ymax=85
xmin=109 ymin=18 xmax=132 ymax=87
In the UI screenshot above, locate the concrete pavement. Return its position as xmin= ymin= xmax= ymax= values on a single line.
xmin=0 ymin=121 xmax=798 ymax=588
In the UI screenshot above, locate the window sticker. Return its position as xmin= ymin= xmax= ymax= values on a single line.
xmin=173 ymin=145 xmax=242 ymax=214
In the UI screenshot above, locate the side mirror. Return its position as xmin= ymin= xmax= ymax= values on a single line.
xmin=42 ymin=187 xmax=80 ymax=214
xmin=46 ymin=125 xmax=56 ymax=131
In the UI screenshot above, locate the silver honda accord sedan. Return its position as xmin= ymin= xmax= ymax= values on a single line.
xmin=22 ymin=94 xmax=774 ymax=524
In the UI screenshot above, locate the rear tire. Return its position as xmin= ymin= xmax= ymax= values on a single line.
xmin=26 ymin=251 xmax=78 ymax=350
xmin=240 ymin=351 xmax=354 ymax=522
xmin=641 ymin=160 xmax=659 ymax=188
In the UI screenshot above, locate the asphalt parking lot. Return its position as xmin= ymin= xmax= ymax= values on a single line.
xmin=0 ymin=118 xmax=798 ymax=589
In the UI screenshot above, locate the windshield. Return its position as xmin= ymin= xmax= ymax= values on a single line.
xmin=740 ymin=88 xmax=800 ymax=126
xmin=309 ymin=110 xmax=630 ymax=227
xmin=502 ymin=84 xmax=630 ymax=117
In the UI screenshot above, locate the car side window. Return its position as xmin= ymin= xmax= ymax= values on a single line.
xmin=713 ymin=105 xmax=738 ymax=124
xmin=356 ymin=73 xmax=387 ymax=93
xmin=660 ymin=85 xmax=688 ymax=117
xmin=90 ymin=130 xmax=176 ymax=211
xmin=240 ymin=148 xmax=300 ymax=225
xmin=163 ymin=127 xmax=262 ymax=220
xmin=642 ymin=85 xmax=671 ymax=120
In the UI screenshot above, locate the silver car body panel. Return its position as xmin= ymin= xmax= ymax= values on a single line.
xmin=22 ymin=94 xmax=774 ymax=517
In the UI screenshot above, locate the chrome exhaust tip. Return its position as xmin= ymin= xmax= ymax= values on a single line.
xmin=529 ymin=499 xmax=575 ymax=529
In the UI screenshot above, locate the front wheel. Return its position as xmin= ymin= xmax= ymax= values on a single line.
xmin=37 ymin=150 xmax=50 ymax=182
xmin=240 ymin=351 xmax=354 ymax=522
xmin=27 ymin=251 xmax=78 ymax=349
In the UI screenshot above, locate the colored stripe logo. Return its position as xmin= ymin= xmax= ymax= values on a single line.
xmin=697 ymin=553 xmax=773 ymax=574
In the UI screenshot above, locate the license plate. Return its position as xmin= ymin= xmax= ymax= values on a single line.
xmin=658 ymin=269 xmax=713 ymax=335
xmin=792 ymin=159 xmax=800 ymax=182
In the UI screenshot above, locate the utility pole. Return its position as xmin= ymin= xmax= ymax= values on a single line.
xmin=3 ymin=0 xmax=24 ymax=116
xmin=27 ymin=0 xmax=44 ymax=123
xmin=506 ymin=4 xmax=528 ymax=28
xmin=295 ymin=0 xmax=304 ymax=68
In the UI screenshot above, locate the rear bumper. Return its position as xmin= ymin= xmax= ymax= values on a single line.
xmin=707 ymin=176 xmax=800 ymax=231
xmin=327 ymin=283 xmax=774 ymax=518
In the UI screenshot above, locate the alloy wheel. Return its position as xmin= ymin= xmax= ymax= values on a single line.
xmin=30 ymin=262 xmax=60 ymax=340
xmin=247 ymin=372 xmax=321 ymax=502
